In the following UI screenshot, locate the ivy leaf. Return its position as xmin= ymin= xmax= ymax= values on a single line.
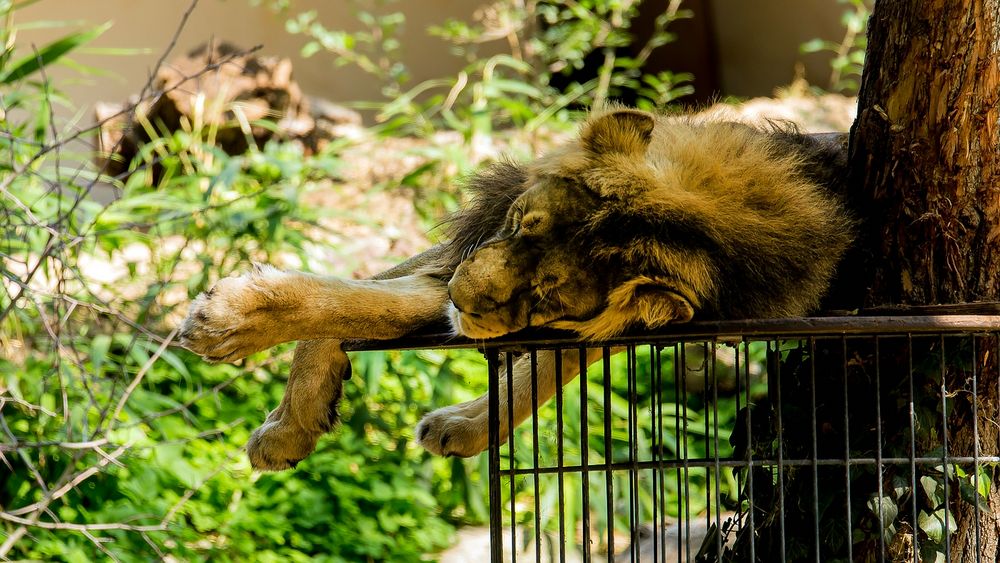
xmin=866 ymin=494 xmax=899 ymax=534
xmin=920 ymin=475 xmax=946 ymax=509
xmin=918 ymin=508 xmax=957 ymax=544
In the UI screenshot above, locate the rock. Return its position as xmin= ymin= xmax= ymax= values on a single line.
xmin=96 ymin=40 xmax=361 ymax=181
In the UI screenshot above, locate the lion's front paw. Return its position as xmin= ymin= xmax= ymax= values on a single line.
xmin=246 ymin=410 xmax=321 ymax=471
xmin=415 ymin=403 xmax=491 ymax=457
xmin=179 ymin=265 xmax=290 ymax=362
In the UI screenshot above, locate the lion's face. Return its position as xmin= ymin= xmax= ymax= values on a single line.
xmin=446 ymin=108 xmax=709 ymax=340
xmin=447 ymin=179 xmax=608 ymax=338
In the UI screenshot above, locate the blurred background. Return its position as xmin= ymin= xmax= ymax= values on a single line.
xmin=17 ymin=0 xmax=856 ymax=112
xmin=1 ymin=1 xmax=866 ymax=561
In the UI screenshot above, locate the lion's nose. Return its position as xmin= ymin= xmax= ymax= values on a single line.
xmin=448 ymin=277 xmax=475 ymax=315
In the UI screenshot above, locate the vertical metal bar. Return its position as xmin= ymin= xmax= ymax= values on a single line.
xmin=874 ymin=336 xmax=885 ymax=563
xmin=629 ymin=346 xmax=640 ymax=562
xmin=488 ymin=349 xmax=504 ymax=563
xmin=579 ymin=347 xmax=591 ymax=561
xmin=673 ymin=343 xmax=683 ymax=562
xmin=939 ymin=335 xmax=951 ymax=563
xmin=649 ymin=344 xmax=659 ymax=563
xmin=735 ymin=339 xmax=743 ymax=538
xmin=680 ymin=344 xmax=691 ymax=559
xmin=712 ymin=339 xmax=723 ymax=559
xmin=744 ymin=338 xmax=756 ymax=562
xmin=842 ymin=336 xmax=853 ymax=562
xmin=703 ymin=341 xmax=711 ymax=535
xmin=908 ymin=335 xmax=919 ymax=563
xmin=809 ymin=337 xmax=820 ymax=563
xmin=656 ymin=345 xmax=667 ymax=563
xmin=972 ymin=335 xmax=981 ymax=557
xmin=774 ymin=340 xmax=787 ymax=562
xmin=530 ymin=350 xmax=541 ymax=563
xmin=554 ymin=350 xmax=566 ymax=563
xmin=507 ymin=352 xmax=518 ymax=563
xmin=603 ymin=347 xmax=615 ymax=561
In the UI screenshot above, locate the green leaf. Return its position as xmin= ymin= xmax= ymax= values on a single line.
xmin=156 ymin=348 xmax=191 ymax=379
xmin=959 ymin=478 xmax=992 ymax=514
xmin=918 ymin=508 xmax=957 ymax=544
xmin=0 ymin=21 xmax=112 ymax=84
xmin=920 ymin=475 xmax=946 ymax=509
xmin=89 ymin=334 xmax=111 ymax=376
xmin=867 ymin=494 xmax=899 ymax=541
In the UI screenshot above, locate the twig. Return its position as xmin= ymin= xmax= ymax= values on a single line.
xmin=107 ymin=328 xmax=180 ymax=429
xmin=4 ymin=444 xmax=130 ymax=517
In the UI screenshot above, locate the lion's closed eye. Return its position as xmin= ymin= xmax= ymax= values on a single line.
xmin=519 ymin=212 xmax=548 ymax=236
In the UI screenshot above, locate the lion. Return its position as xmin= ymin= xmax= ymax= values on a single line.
xmin=179 ymin=107 xmax=855 ymax=470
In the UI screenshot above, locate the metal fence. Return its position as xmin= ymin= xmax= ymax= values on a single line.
xmin=352 ymin=313 xmax=1000 ymax=562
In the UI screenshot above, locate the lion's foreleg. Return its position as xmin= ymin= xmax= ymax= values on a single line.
xmin=217 ymin=246 xmax=451 ymax=471
xmin=415 ymin=348 xmax=607 ymax=457
xmin=180 ymin=269 xmax=449 ymax=362
xmin=246 ymin=339 xmax=350 ymax=470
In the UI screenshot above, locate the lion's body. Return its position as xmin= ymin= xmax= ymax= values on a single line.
xmin=180 ymin=108 xmax=856 ymax=468
xmin=440 ymin=111 xmax=854 ymax=339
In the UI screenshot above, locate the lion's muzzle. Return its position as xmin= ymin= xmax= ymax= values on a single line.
xmin=447 ymin=245 xmax=532 ymax=338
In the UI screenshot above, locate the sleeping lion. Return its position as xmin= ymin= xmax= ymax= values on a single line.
xmin=179 ymin=107 xmax=854 ymax=470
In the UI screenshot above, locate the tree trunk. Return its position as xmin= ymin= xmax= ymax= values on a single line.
xmin=848 ymin=1 xmax=1000 ymax=560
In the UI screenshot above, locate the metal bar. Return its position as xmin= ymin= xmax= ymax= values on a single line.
xmin=655 ymin=345 xmax=667 ymax=563
xmin=342 ymin=315 xmax=1000 ymax=352
xmin=774 ymin=341 xmax=787 ymax=562
xmin=711 ymin=340 xmax=723 ymax=560
xmin=908 ymin=335 xmax=919 ymax=563
xmin=703 ymin=341 xmax=711 ymax=538
xmin=629 ymin=346 xmax=640 ymax=563
xmin=680 ymin=345 xmax=691 ymax=561
xmin=530 ymin=350 xmax=541 ymax=563
xmin=875 ymin=336 xmax=886 ymax=563
xmin=579 ymin=347 xmax=591 ymax=562
xmin=674 ymin=343 xmax=683 ymax=563
xmin=972 ymin=336 xmax=981 ymax=560
xmin=809 ymin=337 xmax=820 ymax=563
xmin=744 ymin=338 xmax=756 ymax=563
xmin=602 ymin=347 xmax=615 ymax=561
xmin=499 ymin=455 xmax=1000 ymax=476
xmin=507 ymin=352 xmax=517 ymax=563
xmin=488 ymin=350 xmax=504 ymax=563
xmin=735 ymin=340 xmax=743 ymax=542
xmin=842 ymin=336 xmax=853 ymax=562
xmin=940 ymin=336 xmax=951 ymax=563
xmin=554 ymin=350 xmax=566 ymax=563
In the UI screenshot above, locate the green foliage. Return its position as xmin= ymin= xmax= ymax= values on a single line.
xmin=3 ymin=1 xmax=769 ymax=560
xmin=800 ymin=0 xmax=871 ymax=94
xmin=0 ymin=8 xmax=473 ymax=559
xmin=272 ymin=0 xmax=694 ymax=137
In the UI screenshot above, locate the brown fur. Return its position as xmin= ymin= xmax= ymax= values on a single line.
xmin=179 ymin=108 xmax=855 ymax=468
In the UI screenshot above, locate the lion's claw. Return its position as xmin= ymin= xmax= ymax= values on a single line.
xmin=415 ymin=404 xmax=491 ymax=458
xmin=246 ymin=416 xmax=321 ymax=472
xmin=179 ymin=266 xmax=289 ymax=362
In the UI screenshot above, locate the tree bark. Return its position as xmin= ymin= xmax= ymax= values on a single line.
xmin=848 ymin=1 xmax=1000 ymax=560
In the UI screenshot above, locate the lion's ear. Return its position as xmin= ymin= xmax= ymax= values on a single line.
xmin=627 ymin=281 xmax=695 ymax=328
xmin=559 ymin=276 xmax=696 ymax=340
xmin=580 ymin=110 xmax=655 ymax=156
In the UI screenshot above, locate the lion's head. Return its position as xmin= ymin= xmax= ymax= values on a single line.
xmin=440 ymin=108 xmax=853 ymax=340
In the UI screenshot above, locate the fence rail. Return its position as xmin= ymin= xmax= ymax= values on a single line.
xmin=351 ymin=312 xmax=1000 ymax=562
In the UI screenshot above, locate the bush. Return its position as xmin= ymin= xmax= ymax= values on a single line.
xmin=1 ymin=2 xmax=720 ymax=560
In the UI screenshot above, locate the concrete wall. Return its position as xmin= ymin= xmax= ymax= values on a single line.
xmin=14 ymin=0 xmax=849 ymax=117
xmin=15 ymin=0 xmax=499 ymax=116
xmin=709 ymin=0 xmax=848 ymax=96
